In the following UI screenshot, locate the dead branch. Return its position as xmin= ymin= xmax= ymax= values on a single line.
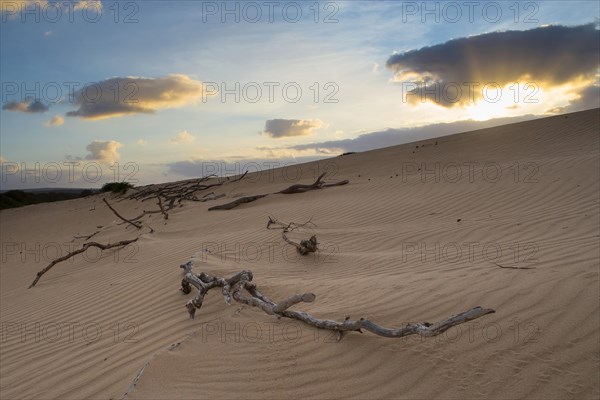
xmin=72 ymin=230 xmax=100 ymax=241
xmin=180 ymin=268 xmax=495 ymax=341
xmin=267 ymin=216 xmax=318 ymax=255
xmin=129 ymin=209 xmax=164 ymax=222
xmin=156 ymin=195 xmax=168 ymax=220
xmin=231 ymin=170 xmax=248 ymax=182
xmin=29 ymin=238 xmax=139 ymax=288
xmin=494 ymin=262 xmax=536 ymax=270
xmin=194 ymin=192 xmax=226 ymax=202
xmin=178 ymin=192 xmax=226 ymax=202
xmin=284 ymin=234 xmax=318 ymax=255
xmin=278 ymin=172 xmax=349 ymax=194
xmin=169 ymin=181 xmax=224 ymax=204
xmin=208 ymin=194 xmax=268 ymax=211
xmin=266 ymin=215 xmax=315 ymax=231
xmin=128 ymin=175 xmax=222 ymax=204
xmin=103 ymin=198 xmax=142 ymax=229
xmin=208 ymin=173 xmax=349 ymax=211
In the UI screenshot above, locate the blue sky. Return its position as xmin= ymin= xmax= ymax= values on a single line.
xmin=1 ymin=1 xmax=598 ymax=188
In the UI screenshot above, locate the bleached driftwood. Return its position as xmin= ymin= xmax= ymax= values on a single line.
xmin=29 ymin=238 xmax=139 ymax=288
xmin=180 ymin=264 xmax=495 ymax=341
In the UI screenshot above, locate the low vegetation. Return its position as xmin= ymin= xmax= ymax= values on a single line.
xmin=0 ymin=189 xmax=95 ymax=210
xmin=101 ymin=181 xmax=135 ymax=194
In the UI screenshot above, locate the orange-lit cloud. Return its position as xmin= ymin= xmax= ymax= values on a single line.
xmin=66 ymin=74 xmax=208 ymax=120
xmin=44 ymin=115 xmax=64 ymax=127
xmin=73 ymin=0 xmax=102 ymax=11
xmin=0 ymin=0 xmax=101 ymax=16
xmin=170 ymin=130 xmax=195 ymax=143
xmin=262 ymin=118 xmax=323 ymax=138
xmin=2 ymin=97 xmax=49 ymax=113
xmin=85 ymin=140 xmax=122 ymax=164
xmin=386 ymin=24 xmax=599 ymax=108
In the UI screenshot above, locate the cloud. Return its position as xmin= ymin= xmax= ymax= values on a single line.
xmin=0 ymin=156 xmax=20 ymax=181
xmin=73 ymin=0 xmax=102 ymax=11
xmin=547 ymin=84 xmax=600 ymax=114
xmin=44 ymin=115 xmax=64 ymax=127
xmin=167 ymin=156 xmax=325 ymax=178
xmin=85 ymin=140 xmax=123 ymax=164
xmin=66 ymin=74 xmax=207 ymax=120
xmin=2 ymin=97 xmax=49 ymax=113
xmin=170 ymin=130 xmax=195 ymax=143
xmin=262 ymin=119 xmax=323 ymax=138
xmin=136 ymin=139 xmax=147 ymax=146
xmin=0 ymin=0 xmax=47 ymax=16
xmin=1 ymin=1 xmax=101 ymax=16
xmin=286 ymin=114 xmax=540 ymax=154
xmin=386 ymin=24 xmax=600 ymax=107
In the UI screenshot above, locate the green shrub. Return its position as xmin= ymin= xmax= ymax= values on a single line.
xmin=101 ymin=182 xmax=134 ymax=194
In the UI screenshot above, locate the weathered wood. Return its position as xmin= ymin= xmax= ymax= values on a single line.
xmin=208 ymin=173 xmax=349 ymax=211
xmin=103 ymin=198 xmax=142 ymax=229
xmin=72 ymin=230 xmax=100 ymax=241
xmin=156 ymin=195 xmax=168 ymax=220
xmin=231 ymin=170 xmax=248 ymax=182
xmin=127 ymin=175 xmax=222 ymax=206
xmin=494 ymin=262 xmax=536 ymax=270
xmin=208 ymin=194 xmax=268 ymax=211
xmin=180 ymin=268 xmax=495 ymax=341
xmin=278 ymin=172 xmax=349 ymax=194
xmin=283 ymin=233 xmax=318 ymax=255
xmin=29 ymin=238 xmax=139 ymax=288
xmin=267 ymin=216 xmax=318 ymax=255
xmin=185 ymin=192 xmax=226 ymax=202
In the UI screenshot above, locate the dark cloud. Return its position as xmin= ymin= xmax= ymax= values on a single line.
xmin=2 ymin=97 xmax=49 ymax=113
xmin=262 ymin=119 xmax=323 ymax=138
xmin=386 ymin=24 xmax=599 ymax=107
xmin=287 ymin=115 xmax=539 ymax=154
xmin=66 ymin=74 xmax=206 ymax=120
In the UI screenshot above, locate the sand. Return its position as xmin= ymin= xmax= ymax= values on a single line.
xmin=1 ymin=108 xmax=598 ymax=399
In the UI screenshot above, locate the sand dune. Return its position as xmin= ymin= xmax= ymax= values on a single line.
xmin=1 ymin=109 xmax=598 ymax=399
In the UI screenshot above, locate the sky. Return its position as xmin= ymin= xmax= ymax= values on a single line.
xmin=0 ymin=0 xmax=599 ymax=189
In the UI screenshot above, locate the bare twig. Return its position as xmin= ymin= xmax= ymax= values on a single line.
xmin=231 ymin=170 xmax=248 ymax=182
xmin=29 ymin=238 xmax=139 ymax=288
xmin=208 ymin=173 xmax=349 ymax=211
xmin=266 ymin=216 xmax=315 ymax=231
xmin=267 ymin=216 xmax=318 ymax=255
xmin=494 ymin=262 xmax=536 ymax=270
xmin=72 ymin=230 xmax=100 ymax=242
xmin=103 ymin=198 xmax=142 ymax=229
